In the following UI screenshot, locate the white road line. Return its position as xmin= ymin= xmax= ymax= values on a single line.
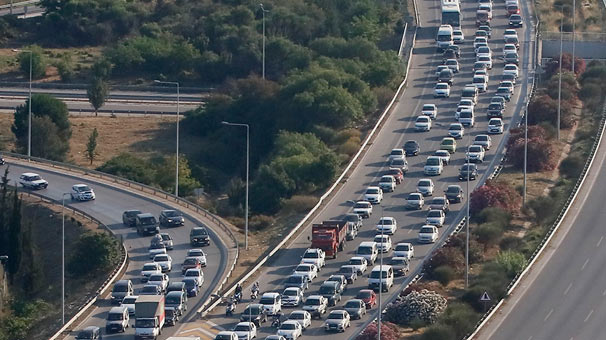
xmin=544 ymin=308 xmax=554 ymax=321
xmin=207 ymin=320 xmax=225 ymax=330
xmin=584 ymin=309 xmax=594 ymax=323
xmin=528 ymin=336 xmax=533 ymax=340
xmin=597 ymin=236 xmax=603 ymax=247
xmin=581 ymin=258 xmax=590 ymax=270
xmin=180 ymin=327 xmax=216 ymax=338
xmin=564 ymin=282 xmax=573 ymax=296
xmin=603 ymin=289 xmax=606 ymax=296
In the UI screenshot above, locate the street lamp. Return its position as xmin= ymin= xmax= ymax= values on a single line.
xmin=259 ymin=3 xmax=269 ymax=79
xmin=12 ymin=49 xmax=32 ymax=160
xmin=465 ymin=137 xmax=471 ymax=289
xmin=61 ymin=192 xmax=71 ymax=325
xmin=221 ymin=121 xmax=250 ymax=251
xmin=377 ymin=206 xmax=386 ymax=340
xmin=154 ymin=80 xmax=180 ymax=197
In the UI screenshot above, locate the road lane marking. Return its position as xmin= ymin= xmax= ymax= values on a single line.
xmin=603 ymin=289 xmax=606 ymax=296
xmin=584 ymin=310 xmax=593 ymax=322
xmin=598 ymin=236 xmax=603 ymax=247
xmin=180 ymin=326 xmax=217 ymax=338
xmin=564 ymin=283 xmax=573 ymax=296
xmin=544 ymin=309 xmax=553 ymax=321
xmin=581 ymin=258 xmax=589 ymax=270
xmin=528 ymin=336 xmax=533 ymax=340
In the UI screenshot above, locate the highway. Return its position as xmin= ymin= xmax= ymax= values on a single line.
xmin=174 ymin=0 xmax=535 ymax=339
xmin=1 ymin=161 xmax=230 ymax=340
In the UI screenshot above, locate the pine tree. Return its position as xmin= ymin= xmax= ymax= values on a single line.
xmin=7 ymin=188 xmax=22 ymax=283
xmin=0 ymin=167 xmax=9 ymax=255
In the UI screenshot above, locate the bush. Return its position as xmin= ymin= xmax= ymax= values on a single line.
xmin=384 ymin=289 xmax=447 ymax=326
xmin=356 ymin=322 xmax=399 ymax=340
xmin=546 ymin=71 xmax=579 ymax=102
xmin=470 ymin=181 xmax=521 ymax=216
xmin=281 ymin=195 xmax=318 ymax=213
xmin=559 ymin=154 xmax=584 ymax=178
xmin=545 ymin=53 xmax=586 ymax=78
xmin=68 ymin=232 xmax=120 ymax=276
xmin=18 ymin=45 xmax=46 ymax=79
xmin=249 ymin=215 xmax=276 ymax=231
xmin=500 ymin=236 xmax=523 ymax=251
xmin=527 ymin=94 xmax=575 ymax=128
xmin=424 ymin=247 xmax=465 ymax=277
xmin=495 ymin=250 xmax=527 ymax=278
xmin=474 ymin=207 xmax=512 ymax=227
xmin=446 ymin=233 xmax=484 ymax=264
xmin=438 ymin=302 xmax=480 ymax=338
xmin=433 ymin=265 xmax=456 ymax=286
xmin=55 ymin=53 xmax=75 ymax=82
xmin=507 ymin=135 xmax=558 ymax=172
xmin=526 ymin=195 xmax=558 ymax=224
xmin=97 ymin=153 xmax=155 ymax=185
xmin=474 ymin=222 xmax=505 ymax=246
xmin=420 ymin=324 xmax=457 ymax=340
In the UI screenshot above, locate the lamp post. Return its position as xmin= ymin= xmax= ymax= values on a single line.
xmin=221 ymin=121 xmax=250 ymax=251
xmin=572 ymin=0 xmax=576 ymax=74
xmin=61 ymin=192 xmax=71 ymax=325
xmin=260 ymin=3 xmax=269 ymax=79
xmin=465 ymin=137 xmax=471 ymax=289
xmin=378 ymin=205 xmax=385 ymax=340
xmin=154 ymin=80 xmax=180 ymax=197
xmin=12 ymin=49 xmax=32 ymax=159
xmin=557 ymin=8 xmax=563 ymax=141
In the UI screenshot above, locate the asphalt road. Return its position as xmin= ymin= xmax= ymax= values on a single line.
xmin=1 ymin=162 xmax=229 ymax=340
xmin=181 ymin=0 xmax=535 ymax=339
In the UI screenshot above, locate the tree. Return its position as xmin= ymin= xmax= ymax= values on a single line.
xmin=17 ymin=45 xmax=46 ymax=79
xmin=356 ymin=322 xmax=399 ymax=340
xmin=29 ymin=116 xmax=70 ymax=161
xmin=0 ymin=167 xmax=9 ymax=256
xmin=470 ymin=180 xmax=521 ymax=215
xmin=68 ymin=232 xmax=120 ymax=276
xmin=85 ymin=128 xmax=99 ymax=165
xmin=7 ymin=188 xmax=22 ymax=283
xmin=546 ymin=53 xmax=586 ymax=78
xmin=55 ymin=52 xmax=75 ymax=82
xmin=507 ymin=135 xmax=557 ymax=172
xmin=87 ymin=77 xmax=109 ymax=116
xmin=19 ymin=221 xmax=43 ymax=293
xmin=91 ymin=58 xmax=112 ymax=80
xmin=153 ymin=155 xmax=201 ymax=196
xmin=495 ymin=250 xmax=527 ymax=278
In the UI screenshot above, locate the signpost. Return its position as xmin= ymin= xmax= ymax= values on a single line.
xmin=480 ymin=291 xmax=491 ymax=313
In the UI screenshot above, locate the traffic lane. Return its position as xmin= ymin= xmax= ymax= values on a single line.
xmin=5 ymin=163 xmax=225 ymax=338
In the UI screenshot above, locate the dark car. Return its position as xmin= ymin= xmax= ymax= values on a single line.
xmin=428 ymin=196 xmax=450 ymax=213
xmin=478 ymin=25 xmax=492 ymax=38
xmin=182 ymin=278 xmax=199 ymax=297
xmin=459 ymin=164 xmax=478 ymax=181
xmin=355 ymin=289 xmax=377 ymax=309
xmin=338 ymin=266 xmax=358 ymax=284
xmin=284 ymin=274 xmax=309 ymax=291
xmin=190 ymin=227 xmax=211 ymax=246
xmin=389 ymin=257 xmax=410 ymax=277
xmin=504 ymin=52 xmax=519 ymax=65
xmin=76 ymin=326 xmax=102 ymax=340
xmin=166 ymin=281 xmax=186 ymax=294
xmin=122 ymin=210 xmax=141 ymax=227
xmin=487 ymin=103 xmax=505 ymax=118
xmin=319 ymin=281 xmax=342 ymax=306
xmin=502 ymin=73 xmax=516 ymax=85
xmin=445 ymin=185 xmax=464 ymax=203
xmin=404 ymin=140 xmax=420 ymax=156
xmin=240 ymin=303 xmax=267 ymax=326
xmin=159 ymin=210 xmax=185 ymax=228
xmin=165 ymin=307 xmax=179 ymax=326
xmin=445 ymin=44 xmax=460 ymax=58
xmin=442 ymin=48 xmax=457 ymax=61
xmin=438 ymin=69 xmax=454 ymax=85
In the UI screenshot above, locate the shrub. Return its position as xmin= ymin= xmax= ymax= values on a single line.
xmin=424 ymin=247 xmax=465 ymax=276
xmin=500 ymin=236 xmax=523 ymax=251
xmin=545 ymin=53 xmax=586 ymax=78
xmin=249 ymin=215 xmax=276 ymax=231
xmin=495 ymin=250 xmax=527 ymax=278
xmin=473 ymin=222 xmax=505 ymax=246
xmin=384 ymin=289 xmax=447 ymax=326
xmin=507 ymin=126 xmax=548 ymax=148
xmin=373 ymin=86 xmax=396 ymax=107
xmin=18 ymin=45 xmax=46 ymax=79
xmin=281 ymin=195 xmax=318 ymax=213
xmin=527 ymin=195 xmax=558 ymax=224
xmin=438 ymin=302 xmax=480 ymax=338
xmin=470 ymin=181 xmax=521 ymax=215
xmin=507 ymin=135 xmax=558 ymax=172
xmin=446 ymin=233 xmax=484 ymax=264
xmin=356 ymin=322 xmax=399 ymax=340
xmin=527 ymin=94 xmax=575 ymax=128
xmin=97 ymin=153 xmax=155 ymax=185
xmin=559 ymin=154 xmax=584 ymax=178
xmin=68 ymin=232 xmax=120 ymax=276
xmin=474 ymin=207 xmax=512 ymax=228
xmin=546 ymin=71 xmax=579 ymax=102
xmin=433 ymin=265 xmax=456 ymax=286
xmin=420 ymin=324 xmax=457 ymax=340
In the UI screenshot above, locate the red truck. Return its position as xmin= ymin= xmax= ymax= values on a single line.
xmin=311 ymin=220 xmax=347 ymax=259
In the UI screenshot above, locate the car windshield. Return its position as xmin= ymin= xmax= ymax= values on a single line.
xmin=185 ymin=270 xmax=199 ymax=277
xmin=142 ymin=286 xmax=158 ymax=293
xmin=447 ymin=186 xmax=461 ymax=193
xmin=234 ymin=325 xmax=251 ymax=331
xmin=435 ymin=151 xmax=449 ymax=157
xmin=166 ymin=296 xmax=180 ymax=304
xmin=497 ymin=88 xmax=509 ymax=94
xmin=366 ymin=188 xmax=379 ymax=194
xmin=286 ymin=276 xmax=303 ymax=284
xmin=76 ymin=185 xmax=91 ymax=192
xmin=357 ymin=246 xmax=373 ymax=255
xmin=139 ymin=216 xmax=156 ymax=225
xmin=436 ymin=84 xmax=448 ymax=89
xmin=432 ymin=198 xmax=446 ymax=205
xmin=417 ymin=116 xmax=429 ymax=122
xmin=163 ymin=210 xmax=178 ymax=217
xmin=442 ymin=139 xmax=453 ymax=145
xmin=244 ymin=307 xmax=261 ymax=315
xmin=390 ymin=149 xmax=403 ymax=156
xmin=405 ymin=141 xmax=417 ymax=148
xmin=446 ymin=60 xmax=457 ymax=66
xmin=296 ymin=265 xmax=311 ymax=272
xmin=319 ymin=285 xmax=336 ymax=294
xmin=420 ymin=227 xmax=435 ymax=233
xmin=387 ymin=169 xmax=400 ymax=176
xmin=396 ymin=244 xmax=410 ymax=251
xmin=155 ymin=255 xmax=169 ymax=262
xmin=283 ymin=289 xmax=298 ymax=296
xmin=490 ymin=120 xmax=502 ymax=126
xmin=422 ymin=105 xmax=434 ymax=111
xmin=469 ymin=146 xmax=482 ymax=152
xmin=462 ymin=164 xmax=476 ymax=171
xmin=426 ymin=158 xmax=440 ymax=166
xmin=136 ymin=319 xmax=155 ymax=328
xmin=489 ymin=104 xmax=502 ymax=109
xmin=357 ymin=291 xmax=372 ymax=298
xmin=290 ymin=312 xmax=305 ymax=319
xmin=125 ymin=211 xmax=140 ymax=217
xmin=390 ymin=258 xmax=407 ymax=265
xmin=440 ymin=70 xmax=452 ymax=78
xmin=216 ymin=335 xmax=234 ymax=340
xmin=339 ymin=267 xmax=354 ymax=274
xmin=191 ymin=228 xmax=208 ymax=236
xmin=328 ymin=313 xmax=345 ymax=319
xmin=113 ymin=285 xmax=128 ymax=292
xmin=374 ymin=236 xmax=388 ymax=243
xmin=391 ymin=159 xmax=405 ymax=166
xmin=184 ymin=258 xmax=197 ymax=266
xmin=350 ymin=259 xmax=364 ymax=265
xmin=449 ymin=125 xmax=461 ymax=130
xmin=380 ymin=176 xmax=392 ymax=183
xmin=419 ymin=180 xmax=431 ymax=187
xmin=354 ymin=202 xmax=370 ymax=209
xmin=473 ymin=77 xmax=485 ymax=83
xmin=189 ymin=250 xmax=204 ymax=257
xmin=408 ymin=194 xmax=421 ymax=200
xmin=428 ymin=211 xmax=442 ymax=217
xmin=344 ymin=215 xmax=359 ymax=222
xmin=149 ymin=275 xmax=163 ymax=281
xmin=306 ymin=298 xmax=321 ymax=306
xmin=280 ymin=323 xmax=296 ymax=330
xmin=122 ymin=297 xmax=137 ymax=304
xmin=143 ymin=264 xmax=158 ymax=271
xmin=183 ymin=280 xmax=196 ymax=288
xmin=107 ymin=313 xmax=124 ymax=320
xmin=476 ymin=136 xmax=488 ymax=142
xmin=303 ymin=251 xmax=319 ymax=259
xmin=370 ymin=271 xmax=389 ymax=279
xmin=28 ymin=175 xmax=42 ymax=181
xmin=379 ymin=218 xmax=393 ymax=225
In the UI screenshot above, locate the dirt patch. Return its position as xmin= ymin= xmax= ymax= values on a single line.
xmin=537 ymin=0 xmax=606 ymax=33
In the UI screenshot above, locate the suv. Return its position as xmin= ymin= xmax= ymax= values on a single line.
xmin=159 ymin=210 xmax=185 ymax=228
xmin=190 ymin=227 xmax=211 ymax=246
xmin=445 ymin=185 xmax=464 ymax=203
xmin=136 ymin=213 xmax=159 ymax=235
xmin=110 ymin=280 xmax=133 ymax=304
xmin=122 ymin=210 xmax=141 ymax=227
xmin=19 ymin=173 xmax=48 ymax=189
xmin=76 ymin=326 xmax=102 ymax=340
xmin=319 ymin=281 xmax=342 ymax=306
xmin=303 ymin=295 xmax=328 ymax=318
xmin=487 ymin=102 xmax=505 ymax=118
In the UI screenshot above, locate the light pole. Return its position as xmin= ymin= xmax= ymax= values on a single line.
xmin=465 ymin=138 xmax=471 ymax=289
xmin=221 ymin=121 xmax=250 ymax=250
xmin=523 ymin=106 xmax=528 ymax=206
xmin=572 ymin=0 xmax=576 ymax=74
xmin=61 ymin=192 xmax=71 ymax=325
xmin=260 ymin=3 xmax=269 ymax=79
xmin=378 ymin=205 xmax=385 ymax=340
xmin=557 ymin=8 xmax=563 ymax=141
xmin=13 ymin=49 xmax=32 ymax=159
xmin=154 ymin=80 xmax=180 ymax=197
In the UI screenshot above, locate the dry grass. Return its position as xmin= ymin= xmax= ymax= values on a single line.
xmin=538 ymin=0 xmax=606 ymax=33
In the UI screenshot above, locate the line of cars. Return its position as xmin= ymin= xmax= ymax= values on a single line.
xmin=18 ymin=172 xmax=97 ymax=201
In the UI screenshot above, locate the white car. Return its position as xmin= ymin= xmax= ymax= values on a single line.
xmin=324 ymin=310 xmax=351 ymax=332
xmin=147 ymin=273 xmax=169 ymax=292
xmin=453 ymin=28 xmax=464 ymax=43
xmin=120 ymin=295 xmax=138 ymax=315
xmin=434 ymin=83 xmax=450 ymax=98
xmin=282 ymin=287 xmax=304 ymax=307
xmin=301 ymin=248 xmax=325 ymax=269
xmin=475 ymin=46 xmax=491 ymax=59
xmin=388 ymin=148 xmax=405 ymax=161
xmin=288 ymin=310 xmax=312 ymax=330
xmin=348 ymin=257 xmax=368 ymax=274
xmin=424 ymin=156 xmax=443 ymax=176
xmin=474 ymin=134 xmax=492 ymax=150
xmin=153 ymin=254 xmax=173 ymax=272
xmin=503 ymin=64 xmax=519 ymax=78
xmin=500 ymin=81 xmax=515 ymax=94
xmin=373 ymin=234 xmax=392 ymax=253
xmin=418 ymin=225 xmax=439 ymax=243
xmin=422 ymin=104 xmax=438 ymax=119
xmin=148 ymin=245 xmax=167 ymax=259
xmin=476 ymin=55 xmax=492 ymax=70
xmin=140 ymin=262 xmax=162 ymax=283
xmin=71 ymin=184 xmax=96 ymax=201
xmin=466 ymin=145 xmax=486 ymax=163
xmin=426 ymin=209 xmax=446 ymax=227
xmin=455 ymin=106 xmax=473 ymax=121
xmin=472 ymin=75 xmax=488 ymax=92
xmin=434 ymin=150 xmax=451 ymax=165
xmin=303 ymin=295 xmax=328 ymax=317
xmin=479 ymin=3 xmax=492 ymax=18
xmin=459 ymin=98 xmax=475 ymax=109
xmin=376 ymin=217 xmax=397 ymax=235
xmin=233 ymin=322 xmax=257 ymax=340
xmin=406 ymin=192 xmax=425 ymax=210
xmin=184 ymin=268 xmax=204 ymax=287
xmin=19 ymin=172 xmax=48 ymax=189
xmin=393 ymin=243 xmax=414 ymax=260
xmin=444 ymin=59 xmax=459 ymax=73
xmin=417 ymin=178 xmax=435 ymax=196
xmin=474 ymin=69 xmax=490 ymax=82
xmin=503 ymin=29 xmax=518 ymax=41
xmin=488 ymin=118 xmax=504 ymax=134
xmin=293 ymin=263 xmax=318 ymax=282
xmin=353 ymin=201 xmax=372 ymax=218
xmin=378 ymin=175 xmax=396 ymax=193
xmin=448 ymin=123 xmax=464 ymax=139
xmin=187 ymin=249 xmax=207 ymax=267
xmin=473 ymin=36 xmax=488 ymax=49
xmin=415 ymin=115 xmax=432 ymax=131
xmin=278 ymin=320 xmax=303 ymax=340
xmin=364 ymin=186 xmax=383 ymax=204
xmin=503 ymin=44 xmax=517 ymax=56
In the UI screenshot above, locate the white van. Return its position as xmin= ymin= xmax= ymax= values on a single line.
xmin=105 ymin=306 xmax=129 ymax=333
xmin=436 ymin=25 xmax=454 ymax=50
xmin=459 ymin=109 xmax=475 ymax=127
xmin=356 ymin=241 xmax=379 ymax=265
xmin=368 ymin=265 xmax=394 ymax=292
xmin=259 ymin=292 xmax=282 ymax=315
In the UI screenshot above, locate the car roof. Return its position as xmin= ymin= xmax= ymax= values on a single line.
xmin=262 ymin=292 xmax=280 ymax=297
xmin=21 ymin=172 xmax=40 ymax=177
xmin=109 ymin=306 xmax=128 ymax=313
xmin=137 ymin=213 xmax=154 ymax=218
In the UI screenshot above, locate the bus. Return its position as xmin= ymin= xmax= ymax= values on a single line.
xmin=441 ymin=0 xmax=461 ymax=27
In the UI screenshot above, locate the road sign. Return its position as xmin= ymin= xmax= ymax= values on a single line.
xmin=480 ymin=291 xmax=491 ymax=302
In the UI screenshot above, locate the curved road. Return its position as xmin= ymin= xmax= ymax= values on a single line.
xmin=175 ymin=0 xmax=536 ymax=339
xmin=2 ymin=161 xmax=229 ymax=340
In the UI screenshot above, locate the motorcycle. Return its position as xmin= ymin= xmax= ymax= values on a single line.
xmin=251 ymin=287 xmax=259 ymax=300
xmin=0 ymin=157 xmax=5 ymax=165
xmin=233 ymin=291 xmax=242 ymax=304
xmin=271 ymin=315 xmax=282 ymax=328
xmin=225 ymin=302 xmax=235 ymax=317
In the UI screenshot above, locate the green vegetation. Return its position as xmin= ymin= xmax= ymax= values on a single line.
xmin=68 ymin=232 xmax=120 ymax=276
xmin=85 ymin=128 xmax=99 ymax=165
xmin=87 ymin=78 xmax=109 ymax=116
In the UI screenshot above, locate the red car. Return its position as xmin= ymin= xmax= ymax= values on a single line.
xmin=180 ymin=257 xmax=202 ymax=274
xmin=386 ymin=168 xmax=404 ymax=184
xmin=506 ymin=3 xmax=520 ymax=16
xmin=356 ymin=289 xmax=377 ymax=309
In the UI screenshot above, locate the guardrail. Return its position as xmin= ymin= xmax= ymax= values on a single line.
xmin=0 ymin=0 xmax=38 ymax=9
xmin=13 ymin=190 xmax=129 ymax=340
xmin=197 ymin=3 xmax=420 ymax=318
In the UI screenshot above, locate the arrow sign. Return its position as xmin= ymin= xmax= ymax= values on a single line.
xmin=480 ymin=291 xmax=491 ymax=302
